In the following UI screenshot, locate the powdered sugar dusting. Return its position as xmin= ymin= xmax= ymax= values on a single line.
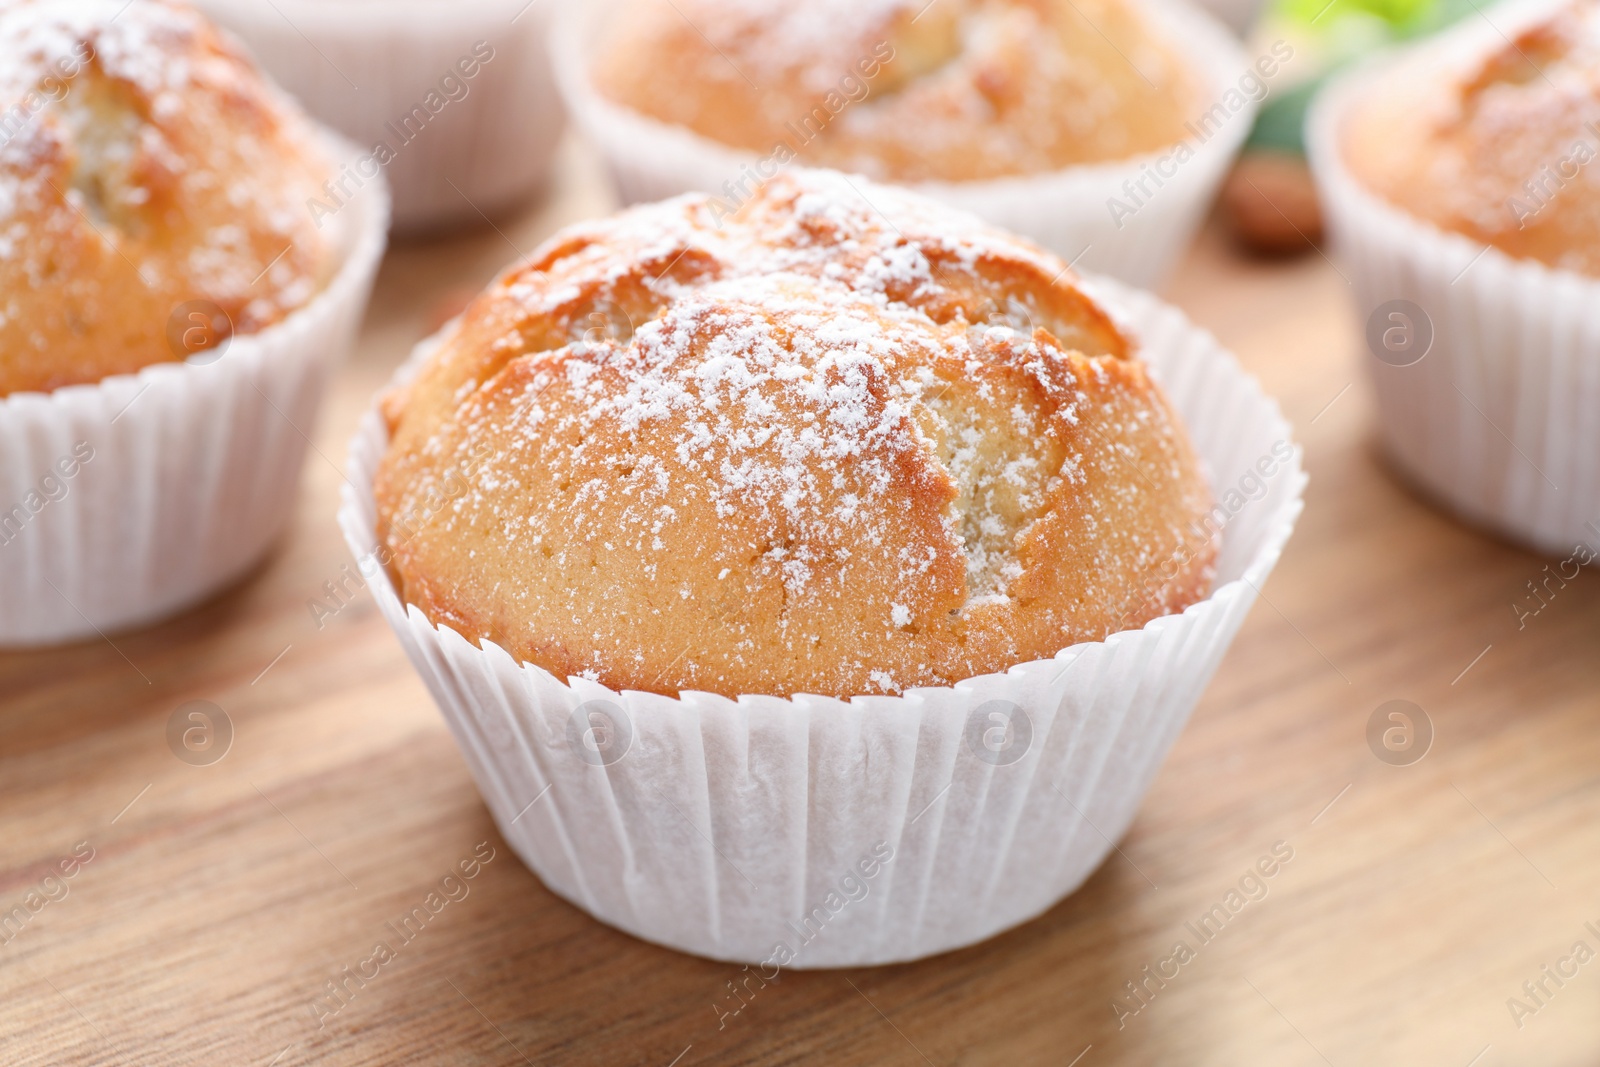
xmin=0 ymin=0 xmax=203 ymax=106
xmin=425 ymin=172 xmax=1103 ymax=594
xmin=663 ymin=0 xmax=916 ymax=92
xmin=380 ymin=169 xmax=1214 ymax=697
xmin=0 ymin=0 xmax=338 ymax=391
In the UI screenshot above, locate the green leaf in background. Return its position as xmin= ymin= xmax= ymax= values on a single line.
xmin=1276 ymin=0 xmax=1476 ymax=35
xmin=1280 ymin=0 xmax=1433 ymax=28
xmin=1245 ymin=76 xmax=1329 ymax=153
xmin=1244 ymin=0 xmax=1478 ymax=155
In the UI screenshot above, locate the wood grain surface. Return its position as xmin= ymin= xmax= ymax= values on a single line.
xmin=3 ymin=136 xmax=1598 ymax=1067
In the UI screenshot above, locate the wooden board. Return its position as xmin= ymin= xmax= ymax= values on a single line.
xmin=4 ymin=136 xmax=1598 ymax=1067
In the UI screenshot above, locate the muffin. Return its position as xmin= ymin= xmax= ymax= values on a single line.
xmin=0 ymin=0 xmax=388 ymax=644
xmin=1343 ymin=0 xmax=1600 ymax=275
xmin=373 ymin=170 xmax=1217 ymax=697
xmin=553 ymin=0 xmax=1261 ymax=287
xmin=195 ymin=0 xmax=564 ymax=232
xmin=0 ymin=0 xmax=339 ymax=396
xmin=344 ymin=170 xmax=1305 ymax=966
xmin=593 ymin=0 xmax=1201 ymax=182
xmin=1310 ymin=0 xmax=1600 ymax=556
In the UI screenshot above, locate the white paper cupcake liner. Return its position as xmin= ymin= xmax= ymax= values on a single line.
xmin=339 ymin=273 xmax=1304 ymax=967
xmin=197 ymin=0 xmax=563 ymax=233
xmin=0 ymin=140 xmax=389 ymax=647
xmin=1308 ymin=48 xmax=1600 ymax=560
xmin=551 ymin=0 xmax=1257 ymax=290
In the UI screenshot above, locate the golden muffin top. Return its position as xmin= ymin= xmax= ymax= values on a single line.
xmin=1344 ymin=0 xmax=1600 ymax=276
xmin=592 ymin=0 xmax=1203 ymax=182
xmin=0 ymin=0 xmax=340 ymax=396
xmin=375 ymin=170 xmax=1216 ymax=698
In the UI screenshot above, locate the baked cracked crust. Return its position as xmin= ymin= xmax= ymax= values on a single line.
xmin=375 ymin=170 xmax=1216 ymax=698
xmin=0 ymin=0 xmax=339 ymax=396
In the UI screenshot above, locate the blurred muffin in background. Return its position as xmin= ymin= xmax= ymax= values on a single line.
xmin=1343 ymin=0 xmax=1600 ymax=275
xmin=0 ymin=0 xmax=388 ymax=645
xmin=196 ymin=0 xmax=564 ymax=232
xmin=593 ymin=0 xmax=1202 ymax=182
xmin=1309 ymin=0 xmax=1600 ymax=558
xmin=0 ymin=0 xmax=339 ymax=396
xmin=554 ymin=0 xmax=1260 ymax=289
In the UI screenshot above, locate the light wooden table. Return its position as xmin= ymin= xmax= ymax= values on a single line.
xmin=3 ymin=136 xmax=1598 ymax=1067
